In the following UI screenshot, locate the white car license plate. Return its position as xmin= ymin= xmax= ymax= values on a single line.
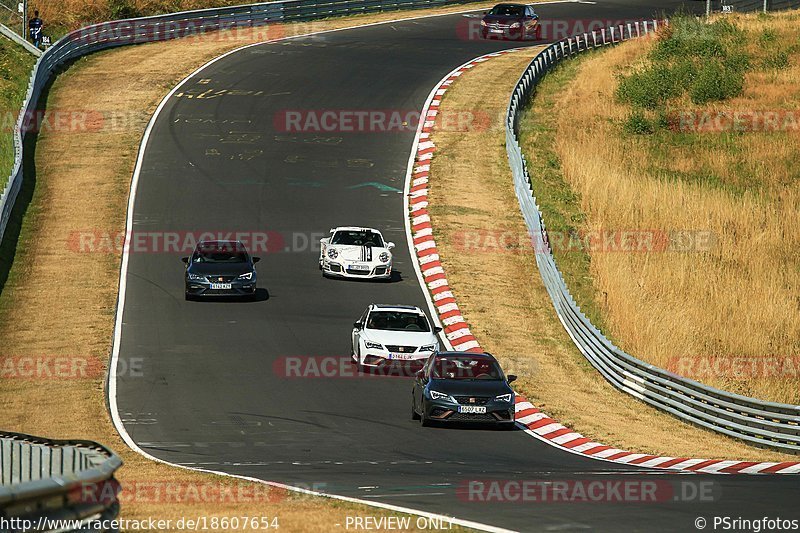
xmin=389 ymin=353 xmax=414 ymax=360
xmin=458 ymin=406 xmax=487 ymax=414
xmin=349 ymin=264 xmax=370 ymax=271
xmin=210 ymin=283 xmax=232 ymax=290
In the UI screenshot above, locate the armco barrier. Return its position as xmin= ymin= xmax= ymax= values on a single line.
xmin=505 ymin=21 xmax=800 ymax=454
xmin=0 ymin=432 xmax=122 ymax=530
xmin=0 ymin=0 xmax=476 ymax=248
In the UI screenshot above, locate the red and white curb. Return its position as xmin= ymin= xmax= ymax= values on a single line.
xmin=405 ymin=49 xmax=800 ymax=476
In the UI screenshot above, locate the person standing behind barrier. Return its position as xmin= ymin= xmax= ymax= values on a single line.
xmin=29 ymin=10 xmax=43 ymax=48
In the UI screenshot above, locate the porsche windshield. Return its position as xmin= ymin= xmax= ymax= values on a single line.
xmin=331 ymin=230 xmax=384 ymax=247
xmin=367 ymin=311 xmax=430 ymax=332
xmin=489 ymin=4 xmax=525 ymax=17
xmin=432 ymin=356 xmax=503 ymax=380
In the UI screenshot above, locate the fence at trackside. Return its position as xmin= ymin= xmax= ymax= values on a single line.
xmin=0 ymin=432 xmax=122 ymax=529
xmin=505 ymin=21 xmax=800 ymax=454
xmin=0 ymin=0 xmax=480 ymax=249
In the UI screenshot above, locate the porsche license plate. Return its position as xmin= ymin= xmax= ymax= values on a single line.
xmin=349 ymin=264 xmax=370 ymax=271
xmin=210 ymin=283 xmax=232 ymax=290
xmin=389 ymin=353 xmax=414 ymax=360
xmin=458 ymin=406 xmax=487 ymax=414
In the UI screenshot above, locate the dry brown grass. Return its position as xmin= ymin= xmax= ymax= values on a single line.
xmin=427 ymin=47 xmax=795 ymax=461
xmin=547 ymin=12 xmax=800 ymax=404
xmin=0 ymin=9 xmax=513 ymax=531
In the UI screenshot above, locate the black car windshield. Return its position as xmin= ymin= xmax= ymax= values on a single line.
xmin=194 ymin=243 xmax=248 ymax=263
xmin=331 ymin=230 xmax=384 ymax=247
xmin=489 ymin=4 xmax=525 ymax=16
xmin=431 ymin=356 xmax=503 ymax=380
xmin=367 ymin=311 xmax=430 ymax=332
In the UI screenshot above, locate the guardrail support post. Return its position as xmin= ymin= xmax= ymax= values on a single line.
xmin=635 ymin=21 xmax=640 ymax=38
xmin=654 ymin=19 xmax=658 ymax=31
xmin=591 ymin=30 xmax=597 ymax=47
xmin=609 ymin=26 xmax=615 ymax=43
xmin=601 ymin=28 xmax=606 ymax=45
xmin=643 ymin=21 xmax=648 ymax=35
xmin=627 ymin=23 xmax=632 ymax=40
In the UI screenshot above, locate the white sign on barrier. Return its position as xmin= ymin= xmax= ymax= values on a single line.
xmin=722 ymin=4 xmax=733 ymax=12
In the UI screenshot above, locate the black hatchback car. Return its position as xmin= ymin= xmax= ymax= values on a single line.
xmin=481 ymin=3 xmax=540 ymax=40
xmin=412 ymin=351 xmax=517 ymax=427
xmin=182 ymin=240 xmax=260 ymax=300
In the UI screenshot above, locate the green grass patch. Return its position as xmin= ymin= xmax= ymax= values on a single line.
xmin=517 ymin=52 xmax=614 ymax=338
xmin=0 ymin=38 xmax=36 ymax=191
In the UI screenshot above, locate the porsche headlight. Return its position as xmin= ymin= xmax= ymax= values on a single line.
xmin=495 ymin=393 xmax=513 ymax=403
xmin=238 ymin=272 xmax=254 ymax=280
xmin=429 ymin=390 xmax=455 ymax=402
xmin=364 ymin=341 xmax=383 ymax=350
xmin=187 ymin=273 xmax=206 ymax=281
xmin=379 ymin=251 xmax=390 ymax=263
xmin=327 ymin=248 xmax=338 ymax=260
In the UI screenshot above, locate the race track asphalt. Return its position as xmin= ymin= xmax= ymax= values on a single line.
xmin=114 ymin=1 xmax=800 ymax=530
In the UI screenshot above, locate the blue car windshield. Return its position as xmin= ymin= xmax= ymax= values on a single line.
xmin=432 ymin=357 xmax=503 ymax=380
xmin=489 ymin=5 xmax=525 ymax=16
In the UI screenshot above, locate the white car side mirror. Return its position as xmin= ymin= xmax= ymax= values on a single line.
xmin=386 ymin=242 xmax=395 ymax=250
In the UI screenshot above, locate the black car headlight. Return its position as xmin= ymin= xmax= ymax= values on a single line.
xmin=187 ymin=273 xmax=206 ymax=281
xmin=495 ymin=393 xmax=513 ymax=403
xmin=327 ymin=248 xmax=338 ymax=260
xmin=429 ymin=390 xmax=455 ymax=402
xmin=510 ymin=22 xmax=521 ymax=28
xmin=238 ymin=272 xmax=254 ymax=280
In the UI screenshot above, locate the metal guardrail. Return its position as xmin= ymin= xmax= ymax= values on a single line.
xmin=0 ymin=432 xmax=122 ymax=531
xmin=505 ymin=22 xmax=800 ymax=454
xmin=0 ymin=0 xmax=477 ymax=248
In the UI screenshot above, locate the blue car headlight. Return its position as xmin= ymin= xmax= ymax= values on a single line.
xmin=238 ymin=272 xmax=254 ymax=280
xmin=429 ymin=390 xmax=455 ymax=402
xmin=187 ymin=273 xmax=206 ymax=281
xmin=495 ymin=393 xmax=513 ymax=403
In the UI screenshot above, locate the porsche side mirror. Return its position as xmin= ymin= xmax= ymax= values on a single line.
xmin=507 ymin=374 xmax=518 ymax=383
xmin=181 ymin=256 xmax=189 ymax=263
xmin=252 ymin=257 xmax=261 ymax=263
xmin=387 ymin=242 xmax=395 ymax=250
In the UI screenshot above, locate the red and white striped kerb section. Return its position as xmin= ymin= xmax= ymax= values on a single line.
xmin=407 ymin=48 xmax=800 ymax=476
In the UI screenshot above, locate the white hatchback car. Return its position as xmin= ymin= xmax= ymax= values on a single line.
xmin=352 ymin=304 xmax=441 ymax=369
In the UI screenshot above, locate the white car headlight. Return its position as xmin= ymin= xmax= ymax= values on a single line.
xmin=379 ymin=251 xmax=390 ymax=263
xmin=238 ymin=272 xmax=253 ymax=280
xmin=480 ymin=19 xmax=487 ymax=26
xmin=364 ymin=341 xmax=383 ymax=350
xmin=187 ymin=273 xmax=206 ymax=281
xmin=419 ymin=344 xmax=436 ymax=352
xmin=495 ymin=393 xmax=513 ymax=403
xmin=327 ymin=248 xmax=338 ymax=260
xmin=429 ymin=390 xmax=454 ymax=402
xmin=510 ymin=22 xmax=521 ymax=28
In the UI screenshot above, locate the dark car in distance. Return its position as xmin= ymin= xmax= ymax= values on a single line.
xmin=182 ymin=240 xmax=260 ymax=300
xmin=412 ymin=351 xmax=517 ymax=427
xmin=480 ymin=3 xmax=540 ymax=40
